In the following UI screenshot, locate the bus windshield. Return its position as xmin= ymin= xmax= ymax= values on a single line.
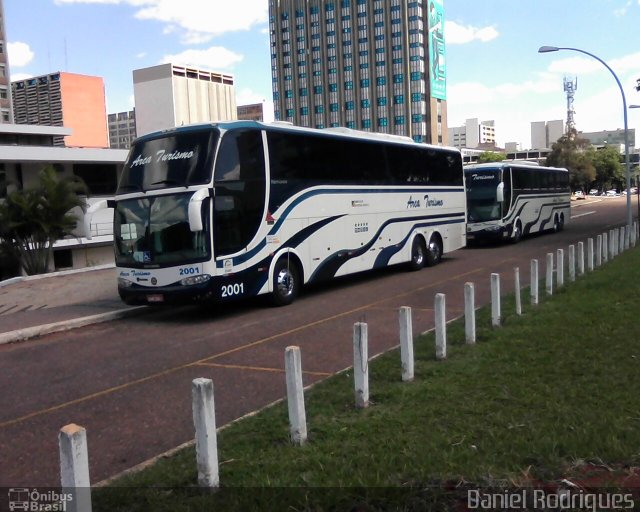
xmin=118 ymin=129 xmax=218 ymax=193
xmin=114 ymin=194 xmax=210 ymax=266
xmin=466 ymin=170 xmax=502 ymax=222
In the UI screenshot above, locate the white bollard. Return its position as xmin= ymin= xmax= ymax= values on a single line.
xmin=546 ymin=253 xmax=553 ymax=296
xmin=399 ymin=307 xmax=414 ymax=382
xmin=491 ymin=273 xmax=501 ymax=327
xmin=568 ymin=245 xmax=576 ymax=282
xmin=285 ymin=346 xmax=308 ymax=445
xmin=192 ymin=378 xmax=220 ymax=488
xmin=556 ymin=249 xmax=564 ymax=288
xmin=464 ymin=282 xmax=476 ymax=344
xmin=602 ymin=232 xmax=609 ymax=263
xmin=596 ymin=235 xmax=602 ymax=267
xmin=530 ymin=259 xmax=539 ymax=306
xmin=632 ymin=223 xmax=637 ymax=247
xmin=514 ymin=268 xmax=522 ymax=316
xmin=577 ymin=242 xmax=585 ymax=275
xmin=619 ymin=227 xmax=624 ymax=254
xmin=587 ymin=238 xmax=594 ymax=272
xmin=59 ymin=424 xmax=92 ymax=512
xmin=435 ymin=293 xmax=447 ymax=360
xmin=609 ymin=229 xmax=615 ymax=259
xmin=353 ymin=322 xmax=369 ymax=408
xmin=625 ymin=225 xmax=630 ymax=250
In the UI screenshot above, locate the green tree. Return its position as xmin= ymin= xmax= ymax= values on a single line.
xmin=0 ymin=166 xmax=86 ymax=275
xmin=546 ymin=130 xmax=595 ymax=192
xmin=477 ymin=151 xmax=506 ymax=163
xmin=591 ymin=146 xmax=625 ymax=191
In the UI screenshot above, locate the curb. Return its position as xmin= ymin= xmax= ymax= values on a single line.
xmin=0 ymin=305 xmax=149 ymax=345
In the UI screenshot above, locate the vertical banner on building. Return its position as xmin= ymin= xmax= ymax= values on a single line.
xmin=428 ymin=0 xmax=446 ymax=100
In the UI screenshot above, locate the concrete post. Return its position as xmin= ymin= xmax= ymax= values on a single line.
xmin=514 ymin=267 xmax=522 ymax=316
xmin=530 ymin=259 xmax=539 ymax=306
xmin=556 ymin=249 xmax=564 ymax=288
xmin=491 ymin=273 xmax=501 ymax=327
xmin=577 ymin=242 xmax=585 ymax=275
xmin=619 ymin=227 xmax=624 ymax=254
xmin=192 ymin=378 xmax=219 ymax=488
xmin=399 ymin=307 xmax=414 ymax=382
xmin=602 ymin=232 xmax=609 ymax=263
xmin=625 ymin=225 xmax=630 ymax=251
xmin=568 ymin=245 xmax=576 ymax=282
xmin=464 ymin=282 xmax=476 ymax=344
xmin=546 ymin=253 xmax=553 ymax=296
xmin=596 ymin=235 xmax=602 ymax=267
xmin=353 ymin=322 xmax=369 ymax=408
xmin=59 ymin=424 xmax=92 ymax=512
xmin=435 ymin=293 xmax=446 ymax=360
xmin=587 ymin=238 xmax=594 ymax=272
xmin=285 ymin=346 xmax=307 ymax=445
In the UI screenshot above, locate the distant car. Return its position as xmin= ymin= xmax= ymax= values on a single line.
xmin=605 ymin=190 xmax=618 ymax=197
xmin=589 ymin=189 xmax=599 ymax=195
xmin=574 ymin=191 xmax=585 ymax=199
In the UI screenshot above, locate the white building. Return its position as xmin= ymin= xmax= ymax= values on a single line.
xmin=448 ymin=118 xmax=495 ymax=149
xmin=531 ymin=119 xmax=564 ymax=149
xmin=133 ymin=63 xmax=237 ymax=137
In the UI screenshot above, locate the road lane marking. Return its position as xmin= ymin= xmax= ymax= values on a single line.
xmin=0 ymin=261 xmax=506 ymax=429
xmin=194 ymin=361 xmax=332 ymax=377
xmin=572 ymin=211 xmax=596 ymax=219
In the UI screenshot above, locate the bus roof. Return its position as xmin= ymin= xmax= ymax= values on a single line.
xmin=132 ymin=120 xmax=461 ymax=154
xmin=464 ymin=161 xmax=568 ymax=172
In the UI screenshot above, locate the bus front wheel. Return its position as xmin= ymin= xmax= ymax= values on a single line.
xmin=271 ymin=257 xmax=300 ymax=306
xmin=425 ymin=235 xmax=443 ymax=267
xmin=511 ymin=221 xmax=522 ymax=244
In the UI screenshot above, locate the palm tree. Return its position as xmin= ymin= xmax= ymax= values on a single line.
xmin=0 ymin=166 xmax=87 ymax=275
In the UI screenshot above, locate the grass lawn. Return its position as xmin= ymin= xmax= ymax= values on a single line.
xmin=94 ymin=244 xmax=640 ymax=511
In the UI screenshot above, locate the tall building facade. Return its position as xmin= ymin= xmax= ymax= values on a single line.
xmin=531 ymin=119 xmax=564 ymax=149
xmin=448 ymin=118 xmax=495 ymax=149
xmin=108 ymin=109 xmax=137 ymax=149
xmin=133 ymin=63 xmax=237 ymax=137
xmin=12 ymin=72 xmax=109 ymax=148
xmin=269 ymin=0 xmax=448 ymax=144
xmin=0 ymin=0 xmax=13 ymax=123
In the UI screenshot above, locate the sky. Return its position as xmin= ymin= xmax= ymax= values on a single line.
xmin=4 ymin=0 xmax=640 ymax=149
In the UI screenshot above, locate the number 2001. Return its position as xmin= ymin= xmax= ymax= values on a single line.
xmin=221 ymin=283 xmax=244 ymax=298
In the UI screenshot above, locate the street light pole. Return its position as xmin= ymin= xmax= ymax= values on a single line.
xmin=538 ymin=46 xmax=633 ymax=229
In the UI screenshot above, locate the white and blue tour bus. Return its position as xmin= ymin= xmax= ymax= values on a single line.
xmin=87 ymin=121 xmax=466 ymax=306
xmin=465 ymin=162 xmax=571 ymax=243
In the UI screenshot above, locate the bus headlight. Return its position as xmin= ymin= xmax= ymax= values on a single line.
xmin=180 ymin=274 xmax=212 ymax=286
xmin=118 ymin=277 xmax=134 ymax=288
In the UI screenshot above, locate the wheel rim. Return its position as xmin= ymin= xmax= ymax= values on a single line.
xmin=413 ymin=241 xmax=425 ymax=266
xmin=276 ymin=267 xmax=295 ymax=298
xmin=514 ymin=224 xmax=521 ymax=240
xmin=428 ymin=240 xmax=441 ymax=261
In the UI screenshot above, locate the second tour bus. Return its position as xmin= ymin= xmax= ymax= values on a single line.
xmin=87 ymin=121 xmax=467 ymax=306
xmin=465 ymin=162 xmax=570 ymax=243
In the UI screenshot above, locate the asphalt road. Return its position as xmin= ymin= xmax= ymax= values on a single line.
xmin=0 ymin=196 xmax=631 ymax=487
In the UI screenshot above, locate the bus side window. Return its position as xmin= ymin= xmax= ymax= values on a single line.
xmin=502 ymin=169 xmax=511 ymax=216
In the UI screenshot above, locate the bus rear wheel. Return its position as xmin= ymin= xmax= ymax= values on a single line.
xmin=425 ymin=235 xmax=443 ymax=267
xmin=271 ymin=257 xmax=300 ymax=306
xmin=408 ymin=236 xmax=426 ymax=271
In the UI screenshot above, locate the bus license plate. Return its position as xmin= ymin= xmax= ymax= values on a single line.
xmin=147 ymin=294 xmax=164 ymax=303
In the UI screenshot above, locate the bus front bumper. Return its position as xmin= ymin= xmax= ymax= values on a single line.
xmin=466 ymin=225 xmax=510 ymax=242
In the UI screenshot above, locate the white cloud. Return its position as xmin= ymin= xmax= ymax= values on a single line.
xmin=161 ymin=47 xmax=243 ymax=70
xmin=445 ymin=21 xmax=498 ymax=45
xmin=7 ymin=42 xmax=35 ymax=67
xmin=10 ymin=72 xmax=35 ymax=82
xmin=54 ymin=0 xmax=268 ymax=40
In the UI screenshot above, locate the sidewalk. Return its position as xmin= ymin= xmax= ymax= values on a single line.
xmin=0 ymin=265 xmax=145 ymax=344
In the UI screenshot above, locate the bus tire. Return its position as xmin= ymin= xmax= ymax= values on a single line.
xmin=558 ymin=213 xmax=565 ymax=231
xmin=425 ymin=234 xmax=443 ymax=267
xmin=552 ymin=214 xmax=560 ymax=233
xmin=271 ymin=257 xmax=300 ymax=306
xmin=511 ymin=221 xmax=522 ymax=244
xmin=408 ymin=236 xmax=427 ymax=271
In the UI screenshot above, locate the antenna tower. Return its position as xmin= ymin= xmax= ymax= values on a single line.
xmin=563 ymin=76 xmax=578 ymax=136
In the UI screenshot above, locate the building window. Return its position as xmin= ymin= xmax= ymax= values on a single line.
xmin=361 ymin=119 xmax=371 ymax=129
xmin=361 ymin=99 xmax=370 ymax=108
xmin=360 ymin=78 xmax=370 ymax=87
xmin=345 ymin=101 xmax=354 ymax=110
xmin=315 ymin=105 xmax=324 ymax=114
xmin=378 ymin=117 xmax=388 ymax=127
xmin=377 ymin=96 xmax=387 ymax=106
xmin=394 ymin=116 xmax=405 ymax=125
xmin=345 ymin=80 xmax=353 ymax=90
xmin=394 ymin=94 xmax=404 ymax=105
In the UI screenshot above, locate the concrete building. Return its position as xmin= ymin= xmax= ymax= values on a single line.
xmin=0 ymin=123 xmax=127 ymax=275
xmin=133 ymin=63 xmax=237 ymax=137
xmin=0 ymin=0 xmax=13 ymax=123
xmin=448 ymin=118 xmax=495 ymax=149
xmin=269 ymin=0 xmax=448 ymax=145
xmin=108 ymin=109 xmax=137 ymax=149
xmin=237 ymin=102 xmax=265 ymax=122
xmin=578 ymin=128 xmax=636 ymax=149
xmin=11 ymin=72 xmax=109 ymax=148
xmin=531 ymin=119 xmax=564 ymax=149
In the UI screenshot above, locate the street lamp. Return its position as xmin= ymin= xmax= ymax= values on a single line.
xmin=538 ymin=46 xmax=633 ymax=229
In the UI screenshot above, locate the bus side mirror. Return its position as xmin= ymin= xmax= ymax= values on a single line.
xmin=188 ymin=189 xmax=210 ymax=232
xmin=496 ymin=182 xmax=504 ymax=203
